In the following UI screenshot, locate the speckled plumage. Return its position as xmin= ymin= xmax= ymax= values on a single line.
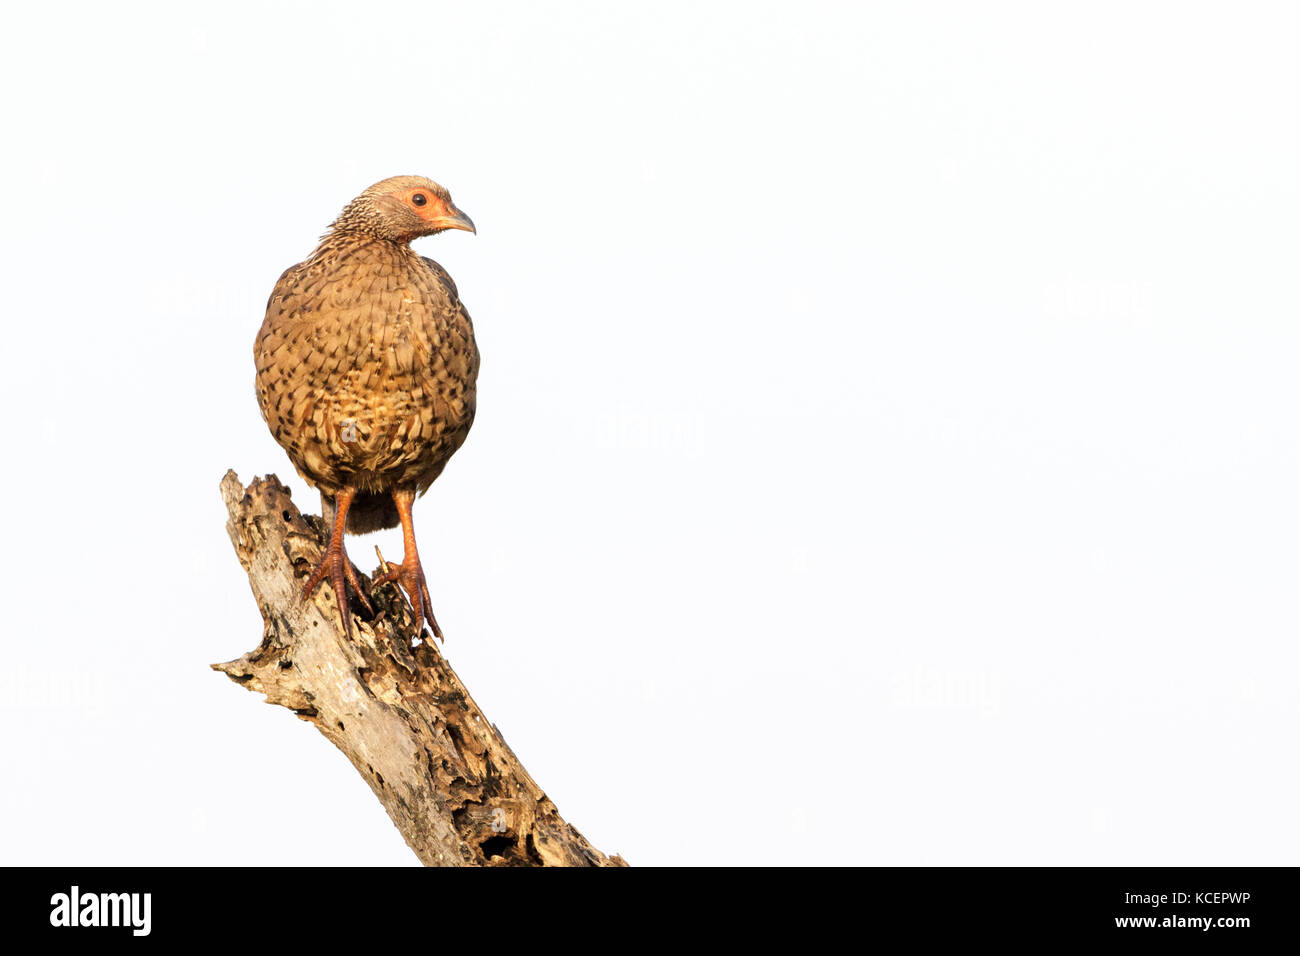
xmin=253 ymin=175 xmax=480 ymax=637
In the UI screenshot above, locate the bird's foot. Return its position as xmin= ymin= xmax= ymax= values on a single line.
xmin=301 ymin=539 xmax=373 ymax=637
xmin=375 ymin=546 xmax=443 ymax=642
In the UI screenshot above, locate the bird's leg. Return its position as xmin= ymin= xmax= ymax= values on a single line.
xmin=301 ymin=487 xmax=373 ymax=637
xmin=373 ymin=489 xmax=442 ymax=641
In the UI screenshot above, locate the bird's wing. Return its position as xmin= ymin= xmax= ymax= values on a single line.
xmin=253 ymin=259 xmax=340 ymax=489
xmin=254 ymin=262 xmax=306 ymax=425
xmin=421 ymin=256 xmax=460 ymax=301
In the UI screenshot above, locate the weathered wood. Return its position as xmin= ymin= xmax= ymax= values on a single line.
xmin=215 ymin=470 xmax=626 ymax=867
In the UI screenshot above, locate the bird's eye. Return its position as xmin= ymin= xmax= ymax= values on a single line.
xmin=411 ymin=193 xmax=428 ymax=207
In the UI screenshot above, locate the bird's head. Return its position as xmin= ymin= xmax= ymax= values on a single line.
xmin=329 ymin=175 xmax=476 ymax=244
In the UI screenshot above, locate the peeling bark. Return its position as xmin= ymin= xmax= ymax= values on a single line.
xmin=215 ymin=470 xmax=626 ymax=867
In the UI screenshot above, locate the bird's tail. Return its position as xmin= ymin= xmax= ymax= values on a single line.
xmin=320 ymin=491 xmax=401 ymax=535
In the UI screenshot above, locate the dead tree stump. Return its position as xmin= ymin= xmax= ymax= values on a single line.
xmin=215 ymin=470 xmax=626 ymax=867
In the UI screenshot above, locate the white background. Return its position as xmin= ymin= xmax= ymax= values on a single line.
xmin=2 ymin=1 xmax=1296 ymax=866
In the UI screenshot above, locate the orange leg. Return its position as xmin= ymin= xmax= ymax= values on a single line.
xmin=373 ymin=489 xmax=442 ymax=640
xmin=301 ymin=487 xmax=373 ymax=637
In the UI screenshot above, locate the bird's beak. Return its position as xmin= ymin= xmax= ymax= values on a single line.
xmin=435 ymin=206 xmax=476 ymax=235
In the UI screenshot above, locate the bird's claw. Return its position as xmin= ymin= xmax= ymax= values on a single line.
xmin=301 ymin=539 xmax=373 ymax=637
xmin=374 ymin=551 xmax=443 ymax=642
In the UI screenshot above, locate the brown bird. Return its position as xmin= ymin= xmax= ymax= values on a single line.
xmin=254 ymin=175 xmax=479 ymax=639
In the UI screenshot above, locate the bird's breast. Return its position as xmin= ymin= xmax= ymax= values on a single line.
xmin=255 ymin=243 xmax=479 ymax=493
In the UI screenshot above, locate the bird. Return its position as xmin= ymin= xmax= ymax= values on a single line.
xmin=254 ymin=175 xmax=480 ymax=640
